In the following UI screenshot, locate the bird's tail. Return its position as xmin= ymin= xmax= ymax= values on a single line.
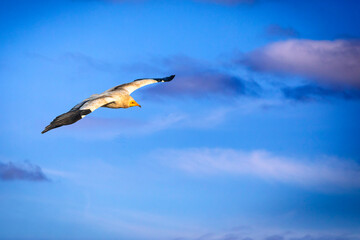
xmin=41 ymin=109 xmax=91 ymax=134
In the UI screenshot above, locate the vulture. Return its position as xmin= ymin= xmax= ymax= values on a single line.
xmin=42 ymin=75 xmax=175 ymax=134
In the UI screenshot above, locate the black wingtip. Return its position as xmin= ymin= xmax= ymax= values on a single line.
xmin=161 ymin=75 xmax=175 ymax=82
xmin=41 ymin=124 xmax=55 ymax=134
xmin=41 ymin=127 xmax=50 ymax=134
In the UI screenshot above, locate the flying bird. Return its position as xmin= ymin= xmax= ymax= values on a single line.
xmin=41 ymin=75 xmax=175 ymax=134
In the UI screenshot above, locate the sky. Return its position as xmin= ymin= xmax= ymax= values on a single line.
xmin=0 ymin=0 xmax=360 ymax=239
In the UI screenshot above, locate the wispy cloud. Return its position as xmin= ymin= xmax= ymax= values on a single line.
xmin=265 ymin=24 xmax=300 ymax=38
xmin=87 ymin=0 xmax=256 ymax=5
xmin=56 ymin=105 xmax=237 ymax=139
xmin=55 ymin=113 xmax=185 ymax=139
xmin=194 ymin=0 xmax=255 ymax=5
xmin=157 ymin=148 xmax=360 ymax=190
xmin=26 ymin=52 xmax=116 ymax=73
xmin=240 ymin=39 xmax=360 ymax=88
xmin=172 ymin=223 xmax=360 ymax=240
xmin=182 ymin=233 xmax=360 ymax=240
xmin=281 ymin=84 xmax=360 ymax=102
xmin=137 ymin=56 xmax=261 ymax=98
xmin=231 ymin=233 xmax=360 ymax=240
xmin=0 ymin=161 xmax=49 ymax=182
xmin=77 ymin=207 xmax=205 ymax=240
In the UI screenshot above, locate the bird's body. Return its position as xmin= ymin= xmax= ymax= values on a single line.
xmin=42 ymin=75 xmax=175 ymax=134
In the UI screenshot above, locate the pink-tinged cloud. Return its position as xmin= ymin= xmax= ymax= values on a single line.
xmin=242 ymin=39 xmax=360 ymax=88
xmin=157 ymin=148 xmax=360 ymax=190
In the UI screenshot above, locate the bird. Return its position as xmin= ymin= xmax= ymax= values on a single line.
xmin=41 ymin=75 xmax=175 ymax=134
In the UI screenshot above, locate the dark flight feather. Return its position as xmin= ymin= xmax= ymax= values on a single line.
xmin=134 ymin=75 xmax=175 ymax=82
xmin=41 ymin=109 xmax=91 ymax=134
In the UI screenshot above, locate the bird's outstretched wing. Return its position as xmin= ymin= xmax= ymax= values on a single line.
xmin=41 ymin=95 xmax=115 ymax=134
xmin=108 ymin=75 xmax=175 ymax=94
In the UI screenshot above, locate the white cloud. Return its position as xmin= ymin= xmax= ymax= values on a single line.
xmin=157 ymin=148 xmax=360 ymax=190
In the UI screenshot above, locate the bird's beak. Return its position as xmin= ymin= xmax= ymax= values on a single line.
xmin=138 ymin=104 xmax=141 ymax=108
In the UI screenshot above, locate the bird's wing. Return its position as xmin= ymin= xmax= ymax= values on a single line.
xmin=70 ymin=94 xmax=101 ymax=111
xmin=79 ymin=95 xmax=115 ymax=112
xmin=108 ymin=75 xmax=175 ymax=95
xmin=41 ymin=95 xmax=115 ymax=134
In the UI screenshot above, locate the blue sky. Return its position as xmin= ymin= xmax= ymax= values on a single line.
xmin=1 ymin=0 xmax=360 ymax=239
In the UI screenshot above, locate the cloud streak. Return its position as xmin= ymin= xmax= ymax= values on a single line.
xmin=194 ymin=0 xmax=255 ymax=5
xmin=241 ymin=39 xmax=360 ymax=88
xmin=57 ymin=105 xmax=237 ymax=139
xmin=140 ymin=56 xmax=261 ymax=98
xmin=281 ymin=84 xmax=360 ymax=102
xmin=90 ymin=0 xmax=256 ymax=5
xmin=0 ymin=161 xmax=49 ymax=182
xmin=265 ymin=24 xmax=300 ymax=38
xmin=185 ymin=232 xmax=360 ymax=240
xmin=157 ymin=148 xmax=360 ymax=190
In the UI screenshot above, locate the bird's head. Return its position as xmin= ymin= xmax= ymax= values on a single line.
xmin=128 ymin=96 xmax=141 ymax=108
